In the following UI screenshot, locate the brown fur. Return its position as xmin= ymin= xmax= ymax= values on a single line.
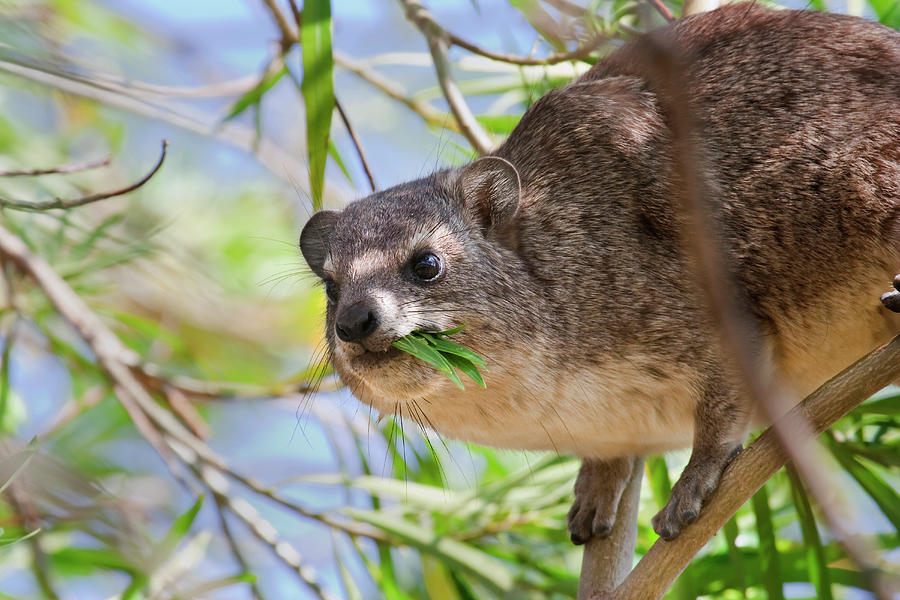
xmin=300 ymin=4 xmax=900 ymax=542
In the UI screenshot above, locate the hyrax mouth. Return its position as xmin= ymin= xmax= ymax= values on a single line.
xmin=351 ymin=345 xmax=402 ymax=370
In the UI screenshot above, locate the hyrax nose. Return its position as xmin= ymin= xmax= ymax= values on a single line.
xmin=335 ymin=301 xmax=379 ymax=343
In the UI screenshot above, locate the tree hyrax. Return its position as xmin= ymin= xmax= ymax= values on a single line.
xmin=300 ymin=4 xmax=900 ymax=542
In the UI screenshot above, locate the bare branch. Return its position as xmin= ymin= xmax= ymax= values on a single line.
xmin=448 ymin=32 xmax=606 ymax=66
xmin=577 ymin=457 xmax=643 ymax=599
xmin=335 ymin=98 xmax=377 ymax=192
xmin=184 ymin=453 xmax=338 ymax=600
xmin=259 ymin=0 xmax=298 ymax=52
xmin=640 ymin=34 xmax=889 ymax=591
xmin=646 ymin=0 xmax=675 ymax=22
xmin=212 ymin=493 xmax=265 ymax=600
xmin=611 ymin=334 xmax=900 ymax=599
xmin=334 ymin=52 xmax=457 ymax=132
xmin=0 ymin=155 xmax=111 ymax=177
xmin=0 ymin=141 xmax=168 ymax=212
xmin=396 ymin=0 xmax=494 ymax=155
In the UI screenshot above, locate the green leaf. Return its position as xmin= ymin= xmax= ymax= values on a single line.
xmin=392 ymin=335 xmax=464 ymax=389
xmin=345 ymin=508 xmax=514 ymax=594
xmin=443 ymin=352 xmax=485 ymax=388
xmin=149 ymin=496 xmax=205 ymax=567
xmin=869 ymin=0 xmax=900 ymax=27
xmin=301 ymin=0 xmax=335 ymax=210
xmin=829 ymin=439 xmax=900 ymax=531
xmin=223 ymin=64 xmax=287 ymax=122
xmin=421 ymin=335 xmax=487 ymax=369
xmin=786 ymin=465 xmax=833 ymax=600
xmin=751 ymin=482 xmax=785 ymax=600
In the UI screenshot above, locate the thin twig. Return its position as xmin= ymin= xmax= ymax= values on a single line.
xmin=0 ymin=155 xmax=111 ymax=177
xmin=212 ymin=493 xmax=265 ymax=600
xmin=646 ymin=0 xmax=675 ymax=22
xmin=186 ymin=457 xmax=338 ymax=600
xmin=335 ymin=98 xmax=376 ymax=192
xmin=259 ymin=0 xmax=298 ymax=52
xmin=542 ymin=0 xmax=592 ymax=18
xmin=0 ymin=141 xmax=168 ymax=212
xmin=447 ymin=32 xmax=606 ymax=66
xmin=396 ymin=0 xmax=494 ymax=154
xmin=334 ymin=52 xmax=456 ymax=132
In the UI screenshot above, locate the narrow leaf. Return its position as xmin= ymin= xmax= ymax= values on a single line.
xmin=751 ymin=483 xmax=785 ymax=600
xmin=444 ymin=352 xmax=486 ymax=388
xmin=786 ymin=465 xmax=833 ymax=600
xmin=345 ymin=508 xmax=514 ymax=593
xmin=392 ymin=335 xmax=464 ymax=389
xmin=301 ymin=0 xmax=335 ymax=210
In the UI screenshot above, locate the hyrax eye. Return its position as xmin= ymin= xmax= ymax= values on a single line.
xmin=323 ymin=278 xmax=340 ymax=303
xmin=411 ymin=252 xmax=443 ymax=281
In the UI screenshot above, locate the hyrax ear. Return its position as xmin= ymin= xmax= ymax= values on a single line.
xmin=457 ymin=156 xmax=521 ymax=234
xmin=299 ymin=210 xmax=340 ymax=277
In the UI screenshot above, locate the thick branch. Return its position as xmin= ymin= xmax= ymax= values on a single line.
xmin=577 ymin=457 xmax=644 ymax=599
xmin=610 ymin=333 xmax=900 ymax=599
xmin=0 ymin=141 xmax=167 ymax=212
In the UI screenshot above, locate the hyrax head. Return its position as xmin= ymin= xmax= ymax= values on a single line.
xmin=299 ymin=157 xmax=525 ymax=411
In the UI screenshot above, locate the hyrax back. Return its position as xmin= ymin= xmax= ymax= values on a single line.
xmin=300 ymin=4 xmax=900 ymax=541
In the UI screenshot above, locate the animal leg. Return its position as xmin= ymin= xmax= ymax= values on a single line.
xmin=567 ymin=455 xmax=636 ymax=545
xmin=652 ymin=384 xmax=748 ymax=540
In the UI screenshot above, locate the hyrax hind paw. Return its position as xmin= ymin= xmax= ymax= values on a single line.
xmin=567 ymin=457 xmax=634 ymax=545
xmin=881 ymin=275 xmax=900 ymax=312
xmin=652 ymin=444 xmax=742 ymax=541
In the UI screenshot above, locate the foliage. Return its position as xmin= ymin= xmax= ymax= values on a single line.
xmin=0 ymin=0 xmax=897 ymax=599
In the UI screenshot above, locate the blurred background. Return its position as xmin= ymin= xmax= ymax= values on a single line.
xmin=0 ymin=0 xmax=897 ymax=598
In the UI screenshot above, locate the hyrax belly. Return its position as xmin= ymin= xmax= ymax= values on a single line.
xmin=415 ymin=358 xmax=698 ymax=458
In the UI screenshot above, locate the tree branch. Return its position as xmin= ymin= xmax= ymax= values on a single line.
xmin=447 ymin=31 xmax=606 ymax=66
xmin=334 ymin=52 xmax=457 ymax=132
xmin=577 ymin=457 xmax=644 ymax=599
xmin=0 ymin=141 xmax=168 ymax=212
xmin=637 ymin=32 xmax=890 ymax=594
xmin=395 ymin=0 xmax=494 ymax=155
xmin=335 ymin=97 xmax=376 ymax=191
xmin=609 ymin=333 xmax=900 ymax=599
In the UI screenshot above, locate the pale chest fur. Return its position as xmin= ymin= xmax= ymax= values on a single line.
xmin=412 ymin=358 xmax=698 ymax=459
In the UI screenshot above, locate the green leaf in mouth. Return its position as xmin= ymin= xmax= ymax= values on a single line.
xmin=392 ymin=326 xmax=486 ymax=389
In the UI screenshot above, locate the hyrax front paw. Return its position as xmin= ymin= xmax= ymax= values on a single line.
xmin=880 ymin=274 xmax=900 ymax=312
xmin=567 ymin=457 xmax=634 ymax=545
xmin=652 ymin=444 xmax=742 ymax=540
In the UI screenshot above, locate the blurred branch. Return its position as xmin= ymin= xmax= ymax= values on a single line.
xmin=611 ymin=334 xmax=900 ymax=599
xmin=6 ymin=486 xmax=59 ymax=600
xmin=334 ymin=52 xmax=457 ymax=132
xmin=0 ymin=141 xmax=168 ymax=212
xmin=0 ymin=155 xmax=110 ymax=177
xmin=646 ymin=0 xmax=675 ymax=22
xmin=543 ymin=0 xmax=592 ymax=18
xmin=0 ymin=57 xmax=306 ymax=183
xmin=640 ymin=34 xmax=890 ymax=594
xmin=396 ymin=0 xmax=494 ymax=154
xmin=197 ymin=460 xmax=336 ymax=600
xmin=212 ymin=493 xmax=265 ymax=600
xmin=335 ymin=98 xmax=376 ymax=192
xmin=259 ymin=0 xmax=298 ymax=52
